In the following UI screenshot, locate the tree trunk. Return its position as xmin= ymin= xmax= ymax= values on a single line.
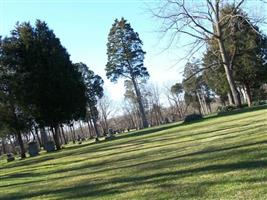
xmin=244 ymin=84 xmax=252 ymax=107
xmin=219 ymin=50 xmax=238 ymax=105
xmin=227 ymin=91 xmax=234 ymax=105
xmin=127 ymin=113 xmax=135 ymax=129
xmin=25 ymin=134 xmax=29 ymax=143
xmin=87 ymin=120 xmax=93 ymax=138
xmin=40 ymin=127 xmax=48 ymax=149
xmin=197 ymin=105 xmax=202 ymax=115
xmin=59 ymin=130 xmax=64 ymax=145
xmin=1 ymin=137 xmax=6 ymax=154
xmin=131 ymin=77 xmax=148 ymax=128
xmin=30 ymin=130 xmax=36 ymax=141
xmin=52 ymin=126 xmax=61 ymax=150
xmin=201 ymin=93 xmax=209 ymax=114
xmin=89 ymin=119 xmax=95 ymax=135
xmin=238 ymin=87 xmax=245 ymax=104
xmin=103 ymin=116 xmax=109 ymax=135
xmin=79 ymin=121 xmax=84 ymax=137
xmin=174 ymin=99 xmax=183 ymax=119
xmin=92 ymin=118 xmax=100 ymax=138
xmin=35 ymin=127 xmax=42 ymax=147
xmin=17 ymin=131 xmax=26 ymax=159
xmin=9 ymin=135 xmax=17 ymax=154
xmin=72 ymin=126 xmax=76 ymax=143
xmin=177 ymin=96 xmax=185 ymax=118
xmin=68 ymin=125 xmax=75 ymax=144
xmin=208 ymin=103 xmax=212 ymax=113
xmin=196 ymin=91 xmax=205 ymax=115
xmin=60 ymin=125 xmax=68 ymax=144
xmin=215 ymin=20 xmax=241 ymax=107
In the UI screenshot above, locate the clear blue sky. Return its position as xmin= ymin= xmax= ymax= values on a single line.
xmin=0 ymin=0 xmax=185 ymax=103
xmin=1 ymin=0 xmax=266 ymax=104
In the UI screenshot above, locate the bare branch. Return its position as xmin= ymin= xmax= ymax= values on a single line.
xmin=183 ymin=62 xmax=221 ymax=83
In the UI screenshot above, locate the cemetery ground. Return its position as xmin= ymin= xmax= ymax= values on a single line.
xmin=0 ymin=106 xmax=267 ymax=200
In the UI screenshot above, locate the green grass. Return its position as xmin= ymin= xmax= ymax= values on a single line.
xmin=1 ymin=107 xmax=267 ymax=200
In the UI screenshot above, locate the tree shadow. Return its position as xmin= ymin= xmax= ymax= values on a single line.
xmin=3 ymin=158 xmax=266 ymax=200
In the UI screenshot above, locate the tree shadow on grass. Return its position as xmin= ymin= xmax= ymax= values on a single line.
xmin=108 ymin=105 xmax=267 ymax=144
xmin=28 ymin=137 xmax=267 ymax=183
xmin=3 ymin=105 xmax=266 ymax=171
xmin=112 ymin=122 xmax=183 ymax=140
xmin=30 ymin=124 xmax=267 ymax=178
xmin=2 ymin=157 xmax=267 ymax=200
xmin=3 ymin=123 xmax=181 ymax=170
xmin=89 ymin=120 xmax=265 ymax=155
xmin=1 ymin=183 xmax=123 ymax=200
xmin=2 ymin=134 xmax=266 ymax=199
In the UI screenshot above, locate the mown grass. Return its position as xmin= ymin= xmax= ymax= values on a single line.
xmin=0 ymin=106 xmax=267 ymax=200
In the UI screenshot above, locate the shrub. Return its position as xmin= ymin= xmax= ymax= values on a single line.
xmin=184 ymin=114 xmax=203 ymax=123
xmin=240 ymin=103 xmax=248 ymax=108
xmin=217 ymin=105 xmax=237 ymax=112
xmin=252 ymin=100 xmax=267 ymax=106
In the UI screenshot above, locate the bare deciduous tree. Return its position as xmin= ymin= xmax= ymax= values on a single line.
xmin=98 ymin=95 xmax=116 ymax=135
xmin=164 ymin=83 xmax=185 ymax=120
xmin=153 ymin=0 xmax=265 ymax=107
xmin=146 ymin=83 xmax=164 ymax=126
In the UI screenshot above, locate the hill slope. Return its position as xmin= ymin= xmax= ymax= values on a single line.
xmin=1 ymin=107 xmax=267 ymax=200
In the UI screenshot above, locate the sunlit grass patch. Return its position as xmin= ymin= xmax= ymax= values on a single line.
xmin=0 ymin=107 xmax=267 ymax=199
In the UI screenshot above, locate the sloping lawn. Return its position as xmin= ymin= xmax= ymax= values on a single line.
xmin=0 ymin=107 xmax=267 ymax=200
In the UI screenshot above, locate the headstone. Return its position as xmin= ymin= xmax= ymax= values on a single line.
xmin=105 ymin=133 xmax=115 ymax=140
xmin=28 ymin=141 xmax=39 ymax=157
xmin=77 ymin=135 xmax=82 ymax=144
xmin=108 ymin=128 xmax=114 ymax=135
xmin=7 ymin=153 xmax=15 ymax=162
xmin=45 ymin=141 xmax=55 ymax=152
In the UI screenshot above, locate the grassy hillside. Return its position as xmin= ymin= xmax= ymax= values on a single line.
xmin=1 ymin=107 xmax=267 ymax=200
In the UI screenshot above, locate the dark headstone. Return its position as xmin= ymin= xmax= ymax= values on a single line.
xmin=7 ymin=153 xmax=15 ymax=162
xmin=77 ymin=135 xmax=82 ymax=144
xmin=45 ymin=141 xmax=55 ymax=152
xmin=28 ymin=141 xmax=39 ymax=157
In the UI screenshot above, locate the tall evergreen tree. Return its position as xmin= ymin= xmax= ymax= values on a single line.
xmin=76 ymin=63 xmax=104 ymax=138
xmin=0 ymin=25 xmax=34 ymax=158
xmin=0 ymin=20 xmax=87 ymax=150
xmin=106 ymin=18 xmax=149 ymax=128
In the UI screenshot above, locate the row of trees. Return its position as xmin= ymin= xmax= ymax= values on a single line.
xmin=1 ymin=0 xmax=267 ymax=158
xmin=108 ymin=1 xmax=267 ymax=129
xmin=0 ymin=20 xmax=104 ymax=158
xmin=155 ymin=0 xmax=267 ymax=108
xmin=0 ymin=17 xmax=153 ymax=158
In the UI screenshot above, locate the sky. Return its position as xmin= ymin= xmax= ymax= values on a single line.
xmin=0 ymin=0 xmax=187 ymax=104
xmin=1 ymin=0 xmax=266 ymax=105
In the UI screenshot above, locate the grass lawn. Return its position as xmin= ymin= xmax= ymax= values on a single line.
xmin=1 ymin=106 xmax=267 ymax=200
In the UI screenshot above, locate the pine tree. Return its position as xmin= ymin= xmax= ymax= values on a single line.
xmin=106 ymin=18 xmax=149 ymax=128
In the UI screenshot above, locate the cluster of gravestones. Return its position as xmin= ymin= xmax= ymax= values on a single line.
xmin=7 ymin=140 xmax=55 ymax=162
xmin=6 ymin=129 xmax=58 ymax=162
xmin=7 ymin=128 xmax=122 ymax=162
